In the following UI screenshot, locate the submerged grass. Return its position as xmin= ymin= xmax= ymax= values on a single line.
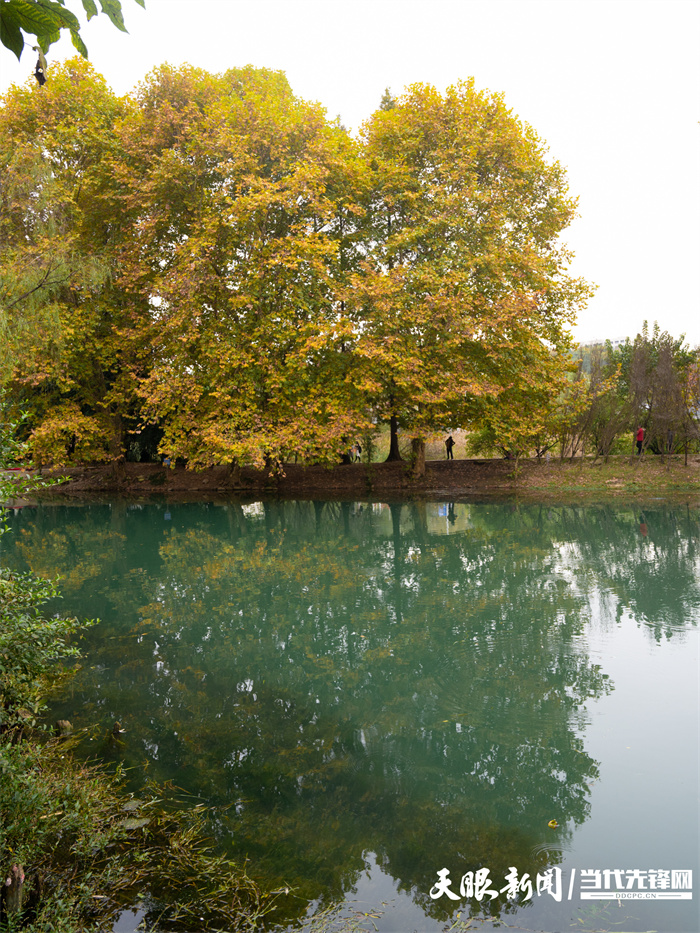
xmin=0 ymin=734 xmax=277 ymax=931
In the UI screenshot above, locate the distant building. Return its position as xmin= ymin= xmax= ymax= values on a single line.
xmin=577 ymin=337 xmax=628 ymax=348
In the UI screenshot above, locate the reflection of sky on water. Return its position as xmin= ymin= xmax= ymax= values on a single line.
xmin=331 ymin=852 xmax=434 ymax=933
xmin=313 ymin=615 xmax=699 ymax=933
xmin=111 ymin=906 xmax=146 ymax=933
xmin=576 ymin=618 xmax=698 ymax=866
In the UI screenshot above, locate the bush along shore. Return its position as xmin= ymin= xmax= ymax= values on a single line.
xmin=0 ymin=473 xmax=280 ymax=932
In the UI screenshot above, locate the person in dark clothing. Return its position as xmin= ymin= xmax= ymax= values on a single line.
xmin=445 ymin=435 xmax=455 ymax=460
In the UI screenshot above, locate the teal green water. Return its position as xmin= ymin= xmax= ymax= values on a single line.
xmin=3 ymin=499 xmax=699 ymax=932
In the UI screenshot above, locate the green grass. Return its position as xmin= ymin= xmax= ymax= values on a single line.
xmin=518 ymin=455 xmax=699 ymax=497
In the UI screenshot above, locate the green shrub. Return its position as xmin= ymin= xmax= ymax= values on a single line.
xmin=0 ymin=570 xmax=91 ymax=733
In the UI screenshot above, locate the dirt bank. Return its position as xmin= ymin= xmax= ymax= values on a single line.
xmin=30 ymin=455 xmax=700 ymax=501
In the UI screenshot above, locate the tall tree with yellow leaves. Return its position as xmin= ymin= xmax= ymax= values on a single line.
xmin=102 ymin=64 xmax=370 ymax=470
xmin=348 ymin=81 xmax=591 ymax=471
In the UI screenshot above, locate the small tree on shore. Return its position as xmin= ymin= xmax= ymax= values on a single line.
xmin=610 ymin=323 xmax=698 ymax=462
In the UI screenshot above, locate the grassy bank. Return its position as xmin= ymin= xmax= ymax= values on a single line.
xmin=514 ymin=454 xmax=700 ymax=498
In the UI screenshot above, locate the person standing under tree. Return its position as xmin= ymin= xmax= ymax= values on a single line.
xmin=445 ymin=435 xmax=455 ymax=460
xmin=635 ymin=426 xmax=645 ymax=456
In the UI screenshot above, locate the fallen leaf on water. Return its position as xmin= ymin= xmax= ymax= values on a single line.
xmin=122 ymin=817 xmax=149 ymax=830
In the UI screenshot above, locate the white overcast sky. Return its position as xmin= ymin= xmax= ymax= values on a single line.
xmin=2 ymin=0 xmax=699 ymax=347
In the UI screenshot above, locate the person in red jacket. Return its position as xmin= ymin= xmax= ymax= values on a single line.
xmin=635 ymin=426 xmax=645 ymax=456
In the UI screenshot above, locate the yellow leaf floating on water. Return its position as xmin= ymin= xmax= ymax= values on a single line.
xmin=548 ymin=819 xmax=559 ymax=828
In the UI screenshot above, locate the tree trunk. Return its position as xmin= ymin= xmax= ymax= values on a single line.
xmin=410 ymin=437 xmax=426 ymax=477
xmin=110 ymin=412 xmax=124 ymax=458
xmin=110 ymin=454 xmax=126 ymax=482
xmin=313 ymin=500 xmax=325 ymax=531
xmin=388 ymin=502 xmax=403 ymax=623
xmin=410 ymin=500 xmax=428 ymax=542
xmin=341 ymin=501 xmax=351 ymax=536
xmin=225 ymin=459 xmax=241 ymax=486
xmin=339 ymin=435 xmax=353 ymax=464
xmin=385 ymin=413 xmax=403 ymax=461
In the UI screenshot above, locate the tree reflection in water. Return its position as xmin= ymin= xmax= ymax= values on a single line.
xmin=6 ymin=499 xmax=698 ymax=925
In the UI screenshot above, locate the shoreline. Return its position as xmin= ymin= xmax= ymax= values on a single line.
xmin=19 ymin=455 xmax=700 ymax=502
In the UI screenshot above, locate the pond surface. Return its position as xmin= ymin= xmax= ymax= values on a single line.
xmin=3 ymin=498 xmax=699 ymax=933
